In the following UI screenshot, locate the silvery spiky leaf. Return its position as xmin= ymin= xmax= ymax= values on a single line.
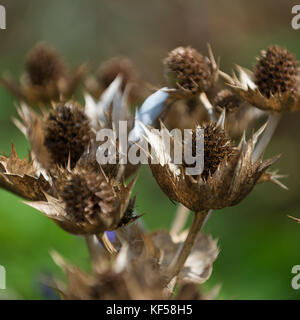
xmin=1 ymin=43 xmax=86 ymax=106
xmin=150 ymin=230 xmax=218 ymax=284
xmin=142 ymin=112 xmax=280 ymax=212
xmin=24 ymin=164 xmax=136 ymax=235
xmin=129 ymin=87 xmax=170 ymax=142
xmin=0 ymin=144 xmax=51 ymax=201
xmin=220 ymin=46 xmax=300 ymax=113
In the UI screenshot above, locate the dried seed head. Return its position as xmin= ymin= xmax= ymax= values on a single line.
xmin=44 ymin=103 xmax=92 ymax=168
xmin=26 ymin=43 xmax=66 ymax=86
xmin=254 ymin=45 xmax=298 ymax=98
xmin=60 ymin=169 xmax=116 ymax=227
xmin=98 ymin=57 xmax=138 ymax=91
xmin=202 ymin=124 xmax=236 ymax=179
xmin=214 ymin=89 xmax=242 ymax=112
xmin=164 ymin=46 xmax=213 ymax=94
xmin=184 ymin=123 xmax=236 ymax=180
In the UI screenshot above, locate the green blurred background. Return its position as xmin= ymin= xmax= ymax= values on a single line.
xmin=0 ymin=0 xmax=300 ymax=299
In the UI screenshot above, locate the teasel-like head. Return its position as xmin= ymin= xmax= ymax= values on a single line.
xmin=14 ymin=102 xmax=93 ymax=171
xmin=220 ymin=45 xmax=300 ymax=113
xmin=1 ymin=43 xmax=86 ymax=106
xmin=44 ymin=102 xmax=92 ymax=169
xmin=164 ymin=45 xmax=218 ymax=96
xmin=142 ymin=111 xmax=281 ymax=212
xmin=25 ymin=164 xmax=137 ymax=235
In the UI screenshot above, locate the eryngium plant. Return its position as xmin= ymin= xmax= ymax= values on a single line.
xmin=0 ymin=42 xmax=292 ymax=300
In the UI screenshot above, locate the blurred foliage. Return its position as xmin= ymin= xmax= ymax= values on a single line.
xmin=0 ymin=0 xmax=300 ymax=299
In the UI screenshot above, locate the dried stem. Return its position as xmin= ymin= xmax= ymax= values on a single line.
xmin=252 ymin=113 xmax=281 ymax=163
xmin=199 ymin=92 xmax=217 ymax=122
xmin=85 ymin=235 xmax=102 ymax=269
xmin=171 ymin=204 xmax=190 ymax=235
xmin=168 ymin=210 xmax=208 ymax=280
xmin=96 ymin=232 xmax=117 ymax=256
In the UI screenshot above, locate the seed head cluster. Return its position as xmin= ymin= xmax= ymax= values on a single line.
xmin=59 ymin=169 xmax=115 ymax=225
xmin=254 ymin=45 xmax=298 ymax=98
xmin=44 ymin=103 xmax=92 ymax=168
xmin=26 ymin=43 xmax=65 ymax=86
xmin=164 ymin=46 xmax=213 ymax=94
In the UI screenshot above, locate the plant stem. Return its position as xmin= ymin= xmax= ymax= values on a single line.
xmin=252 ymin=113 xmax=281 ymax=163
xmin=168 ymin=210 xmax=208 ymax=280
xmin=171 ymin=204 xmax=190 ymax=235
xmin=85 ymin=235 xmax=102 ymax=269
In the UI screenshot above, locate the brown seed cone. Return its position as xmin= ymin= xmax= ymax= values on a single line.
xmin=44 ymin=103 xmax=92 ymax=169
xmin=183 ymin=123 xmax=237 ymax=181
xmin=254 ymin=45 xmax=298 ymax=98
xmin=50 ymin=166 xmax=135 ymax=234
xmin=26 ymin=43 xmax=66 ymax=87
xmin=164 ymin=46 xmax=213 ymax=94
xmin=213 ymin=89 xmax=242 ymax=113
xmin=202 ymin=123 xmax=237 ymax=180
xmin=59 ymin=169 xmax=117 ymax=229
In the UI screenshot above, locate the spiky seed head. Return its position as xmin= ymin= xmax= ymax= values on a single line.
xmin=98 ymin=57 xmax=138 ymax=90
xmin=44 ymin=103 xmax=92 ymax=168
xmin=164 ymin=46 xmax=213 ymax=94
xmin=183 ymin=123 xmax=236 ymax=180
xmin=214 ymin=89 xmax=242 ymax=112
xmin=254 ymin=45 xmax=298 ymax=98
xmin=26 ymin=43 xmax=66 ymax=86
xmin=59 ymin=169 xmax=116 ymax=227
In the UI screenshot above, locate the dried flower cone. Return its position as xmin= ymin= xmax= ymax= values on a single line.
xmin=221 ymin=45 xmax=300 ymax=113
xmin=1 ymin=43 xmax=86 ymax=105
xmin=164 ymin=46 xmax=216 ymax=95
xmin=254 ymin=45 xmax=298 ymax=98
xmin=25 ymin=165 xmax=137 ymax=235
xmin=44 ymin=103 xmax=92 ymax=169
xmin=142 ymin=112 xmax=280 ymax=212
xmin=15 ymin=102 xmax=93 ymax=171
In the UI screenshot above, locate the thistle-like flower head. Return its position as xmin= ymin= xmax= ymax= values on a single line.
xmin=44 ymin=103 xmax=92 ymax=169
xmin=25 ymin=164 xmax=136 ymax=235
xmin=26 ymin=43 xmax=66 ymax=87
xmin=1 ymin=43 xmax=86 ymax=106
xmin=221 ymin=45 xmax=300 ymax=113
xmin=164 ymin=45 xmax=218 ymax=96
xmin=142 ymin=112 xmax=280 ymax=212
xmin=15 ymin=102 xmax=93 ymax=171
